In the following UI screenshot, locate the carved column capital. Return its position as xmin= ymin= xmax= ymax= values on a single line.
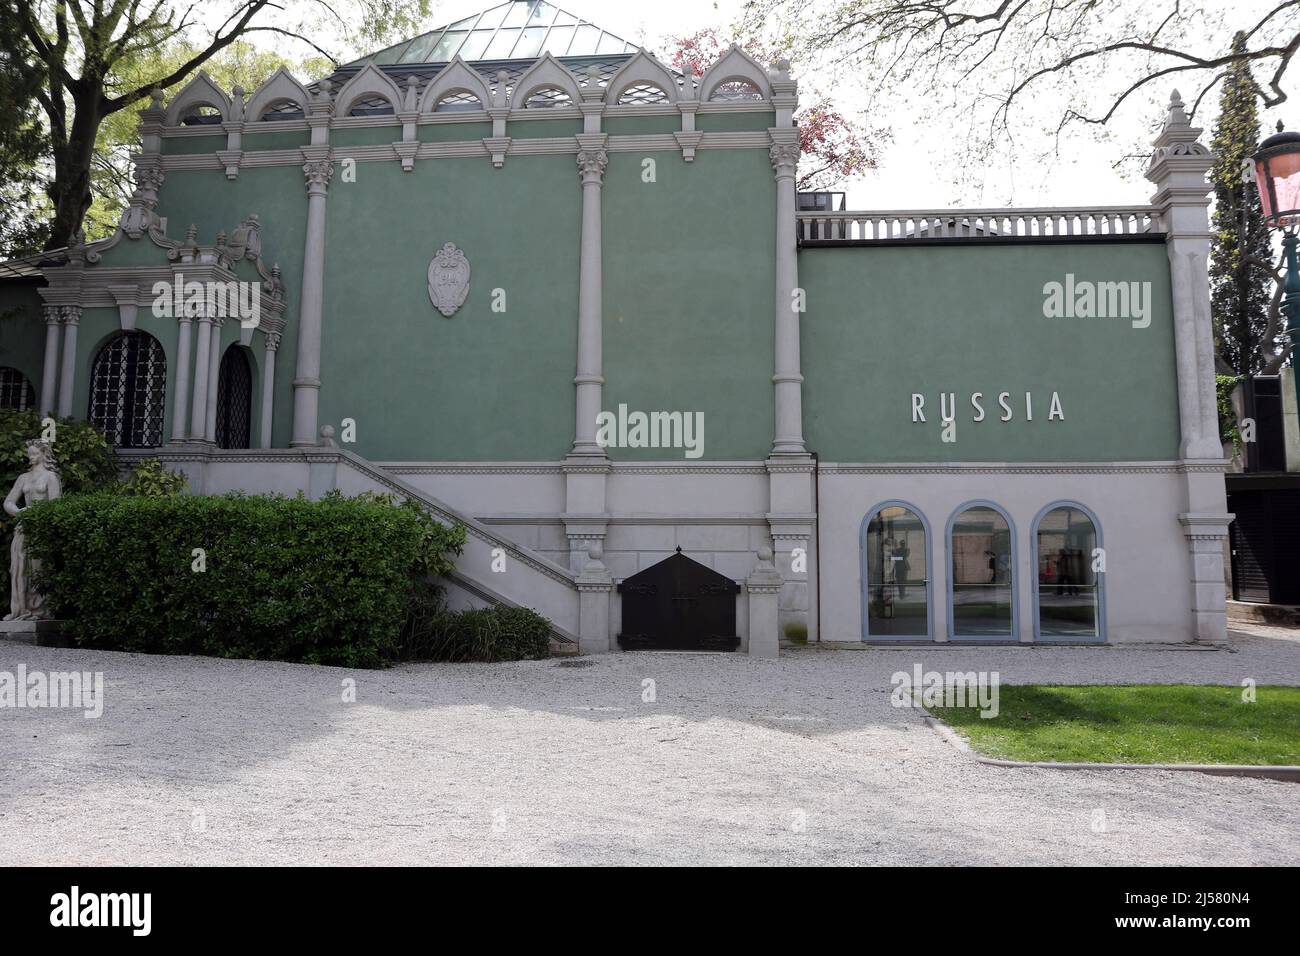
xmin=43 ymin=304 xmax=62 ymax=325
xmin=769 ymin=142 xmax=800 ymax=180
xmin=302 ymin=158 xmax=334 ymax=195
xmin=58 ymin=305 xmax=81 ymax=326
xmin=265 ymin=331 xmax=281 ymax=352
xmin=576 ymin=148 xmax=608 ymax=185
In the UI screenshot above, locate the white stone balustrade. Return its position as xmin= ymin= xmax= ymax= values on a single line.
xmin=797 ymin=206 xmax=1165 ymax=242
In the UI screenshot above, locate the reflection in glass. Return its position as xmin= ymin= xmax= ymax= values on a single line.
xmin=866 ymin=506 xmax=928 ymax=636
xmin=950 ymin=506 xmax=1013 ymax=637
xmin=484 ymin=28 xmax=521 ymax=58
xmin=430 ymin=31 xmax=468 ymax=61
xmin=514 ymin=26 xmax=548 ymax=59
xmin=457 ymin=30 xmax=495 ymax=61
xmin=1036 ymin=507 xmax=1099 ymax=637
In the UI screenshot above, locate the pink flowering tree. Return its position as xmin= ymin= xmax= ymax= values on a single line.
xmin=663 ymin=28 xmax=882 ymax=192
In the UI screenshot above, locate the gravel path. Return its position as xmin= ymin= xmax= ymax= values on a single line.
xmin=1 ymin=635 xmax=1297 ymax=866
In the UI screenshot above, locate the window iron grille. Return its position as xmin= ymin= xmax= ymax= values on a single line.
xmin=88 ymin=332 xmax=166 ymax=449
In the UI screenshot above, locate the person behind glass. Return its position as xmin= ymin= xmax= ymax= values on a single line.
xmin=893 ymin=538 xmax=910 ymax=599
xmin=1056 ymin=547 xmax=1074 ymax=598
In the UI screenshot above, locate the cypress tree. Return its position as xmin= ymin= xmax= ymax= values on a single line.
xmin=1210 ymin=32 xmax=1273 ymax=376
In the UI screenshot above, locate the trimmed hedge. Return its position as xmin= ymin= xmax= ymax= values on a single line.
xmin=22 ymin=491 xmax=461 ymax=668
xmin=397 ymin=585 xmax=552 ymax=662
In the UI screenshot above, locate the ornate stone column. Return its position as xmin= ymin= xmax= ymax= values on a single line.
xmin=769 ymin=136 xmax=806 ymax=456
xmin=260 ymin=332 xmax=279 ymax=449
xmin=189 ymin=309 xmax=214 ymax=440
xmin=292 ymin=153 xmax=333 ymax=446
xmin=56 ymin=305 xmax=81 ymax=418
xmin=40 ymin=305 xmax=61 ymax=415
xmin=570 ymin=141 xmax=608 ymax=457
xmin=204 ymin=316 xmax=224 ymax=442
xmin=1145 ymin=90 xmax=1233 ymax=643
xmin=170 ymin=313 xmax=193 ymax=441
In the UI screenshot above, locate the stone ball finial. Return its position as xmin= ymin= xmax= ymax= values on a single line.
xmin=497 ymin=70 xmax=509 ymax=83
xmin=150 ymin=88 xmax=165 ymax=109
xmin=319 ymin=424 xmax=336 ymax=447
xmin=588 ymin=542 xmax=603 ymax=561
xmin=406 ymin=75 xmax=418 ymax=87
xmin=233 ymin=84 xmax=245 ymax=97
xmin=1170 ymin=88 xmax=1183 ymax=106
xmin=758 ymin=546 xmax=773 ymax=562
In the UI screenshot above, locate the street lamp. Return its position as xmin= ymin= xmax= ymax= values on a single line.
xmin=1253 ymin=124 xmax=1300 ymax=358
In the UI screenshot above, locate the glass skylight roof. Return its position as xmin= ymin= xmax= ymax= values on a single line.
xmin=358 ymin=0 xmax=638 ymax=67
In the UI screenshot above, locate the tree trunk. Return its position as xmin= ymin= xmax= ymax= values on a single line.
xmin=44 ymin=90 xmax=103 ymax=252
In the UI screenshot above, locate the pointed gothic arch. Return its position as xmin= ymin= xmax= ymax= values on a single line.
xmin=698 ymin=45 xmax=772 ymax=102
xmin=165 ymin=72 xmax=232 ymax=126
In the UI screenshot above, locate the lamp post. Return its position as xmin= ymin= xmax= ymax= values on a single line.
xmin=1252 ymin=125 xmax=1300 ymax=406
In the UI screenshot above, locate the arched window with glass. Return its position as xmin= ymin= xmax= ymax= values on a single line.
xmin=1033 ymin=502 xmax=1104 ymax=641
xmin=861 ymin=502 xmax=931 ymax=639
xmin=947 ymin=502 xmax=1016 ymax=640
xmin=0 ymin=367 xmax=35 ymax=411
xmin=88 ymin=331 xmax=166 ymax=448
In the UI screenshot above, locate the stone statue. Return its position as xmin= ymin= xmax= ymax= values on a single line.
xmin=4 ymin=441 xmax=62 ymax=621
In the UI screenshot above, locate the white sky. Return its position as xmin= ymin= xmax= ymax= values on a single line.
xmin=267 ymin=0 xmax=1290 ymax=210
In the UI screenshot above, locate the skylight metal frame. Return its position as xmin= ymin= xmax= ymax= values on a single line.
xmin=357 ymin=0 xmax=636 ymax=68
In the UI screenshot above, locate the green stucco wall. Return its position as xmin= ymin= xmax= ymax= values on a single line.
xmin=799 ymin=242 xmax=1182 ymax=461
xmin=603 ymin=115 xmax=680 ymax=136
xmin=317 ymin=154 xmax=580 ymax=461
xmin=145 ymin=164 xmax=306 ymax=447
xmin=242 ymin=128 xmax=311 ymax=151
xmin=602 ymin=147 xmax=775 ymax=460
xmin=161 ymin=135 xmax=226 ymax=155
xmin=697 ymin=111 xmax=775 ymax=132
xmin=0 ymin=279 xmax=48 ymax=401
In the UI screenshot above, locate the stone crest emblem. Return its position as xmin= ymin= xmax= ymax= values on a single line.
xmin=427 ymin=242 xmax=471 ymax=317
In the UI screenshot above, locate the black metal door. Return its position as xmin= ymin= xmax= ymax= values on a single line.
xmin=1228 ymin=486 xmax=1300 ymax=604
xmin=216 ymin=345 xmax=252 ymax=449
xmin=618 ymin=549 xmax=740 ymax=651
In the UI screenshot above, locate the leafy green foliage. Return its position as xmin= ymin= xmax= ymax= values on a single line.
xmin=397 ymin=587 xmax=553 ymax=663
xmin=118 ymin=457 xmax=189 ymax=497
xmin=21 ymin=491 xmax=466 ymax=668
xmin=0 ymin=408 xmax=116 ymax=547
xmin=1210 ymin=32 xmax=1276 ymax=376
xmin=320 ymin=489 xmax=465 ymax=578
xmin=1216 ymin=373 xmax=1245 ymax=448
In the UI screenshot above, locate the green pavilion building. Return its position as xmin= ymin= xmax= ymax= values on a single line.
xmin=0 ymin=0 xmax=1232 ymax=654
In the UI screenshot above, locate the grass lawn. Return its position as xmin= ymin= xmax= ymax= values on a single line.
xmin=930 ymin=684 xmax=1300 ymax=765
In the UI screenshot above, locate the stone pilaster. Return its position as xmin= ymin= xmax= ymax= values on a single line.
xmin=204 ymin=315 xmax=224 ymax=442
xmin=291 ymin=152 xmax=333 ymax=446
xmin=170 ymin=313 xmax=193 ymax=441
xmin=189 ymin=309 xmax=214 ymax=440
xmin=576 ymin=543 xmax=613 ymax=654
xmin=746 ymin=548 xmax=783 ymax=658
xmin=40 ymin=305 xmax=61 ymax=415
xmin=570 ymin=139 xmax=608 ymax=458
xmin=56 ymin=305 xmax=81 ymax=418
xmin=260 ymin=331 xmax=279 ymax=449
xmin=769 ymin=136 xmax=806 ymax=456
xmin=1145 ymin=90 xmax=1233 ymax=642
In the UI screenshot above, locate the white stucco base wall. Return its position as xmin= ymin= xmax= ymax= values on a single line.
xmin=816 ymin=464 xmax=1201 ymax=644
xmin=131 ymin=451 xmax=1222 ymax=649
